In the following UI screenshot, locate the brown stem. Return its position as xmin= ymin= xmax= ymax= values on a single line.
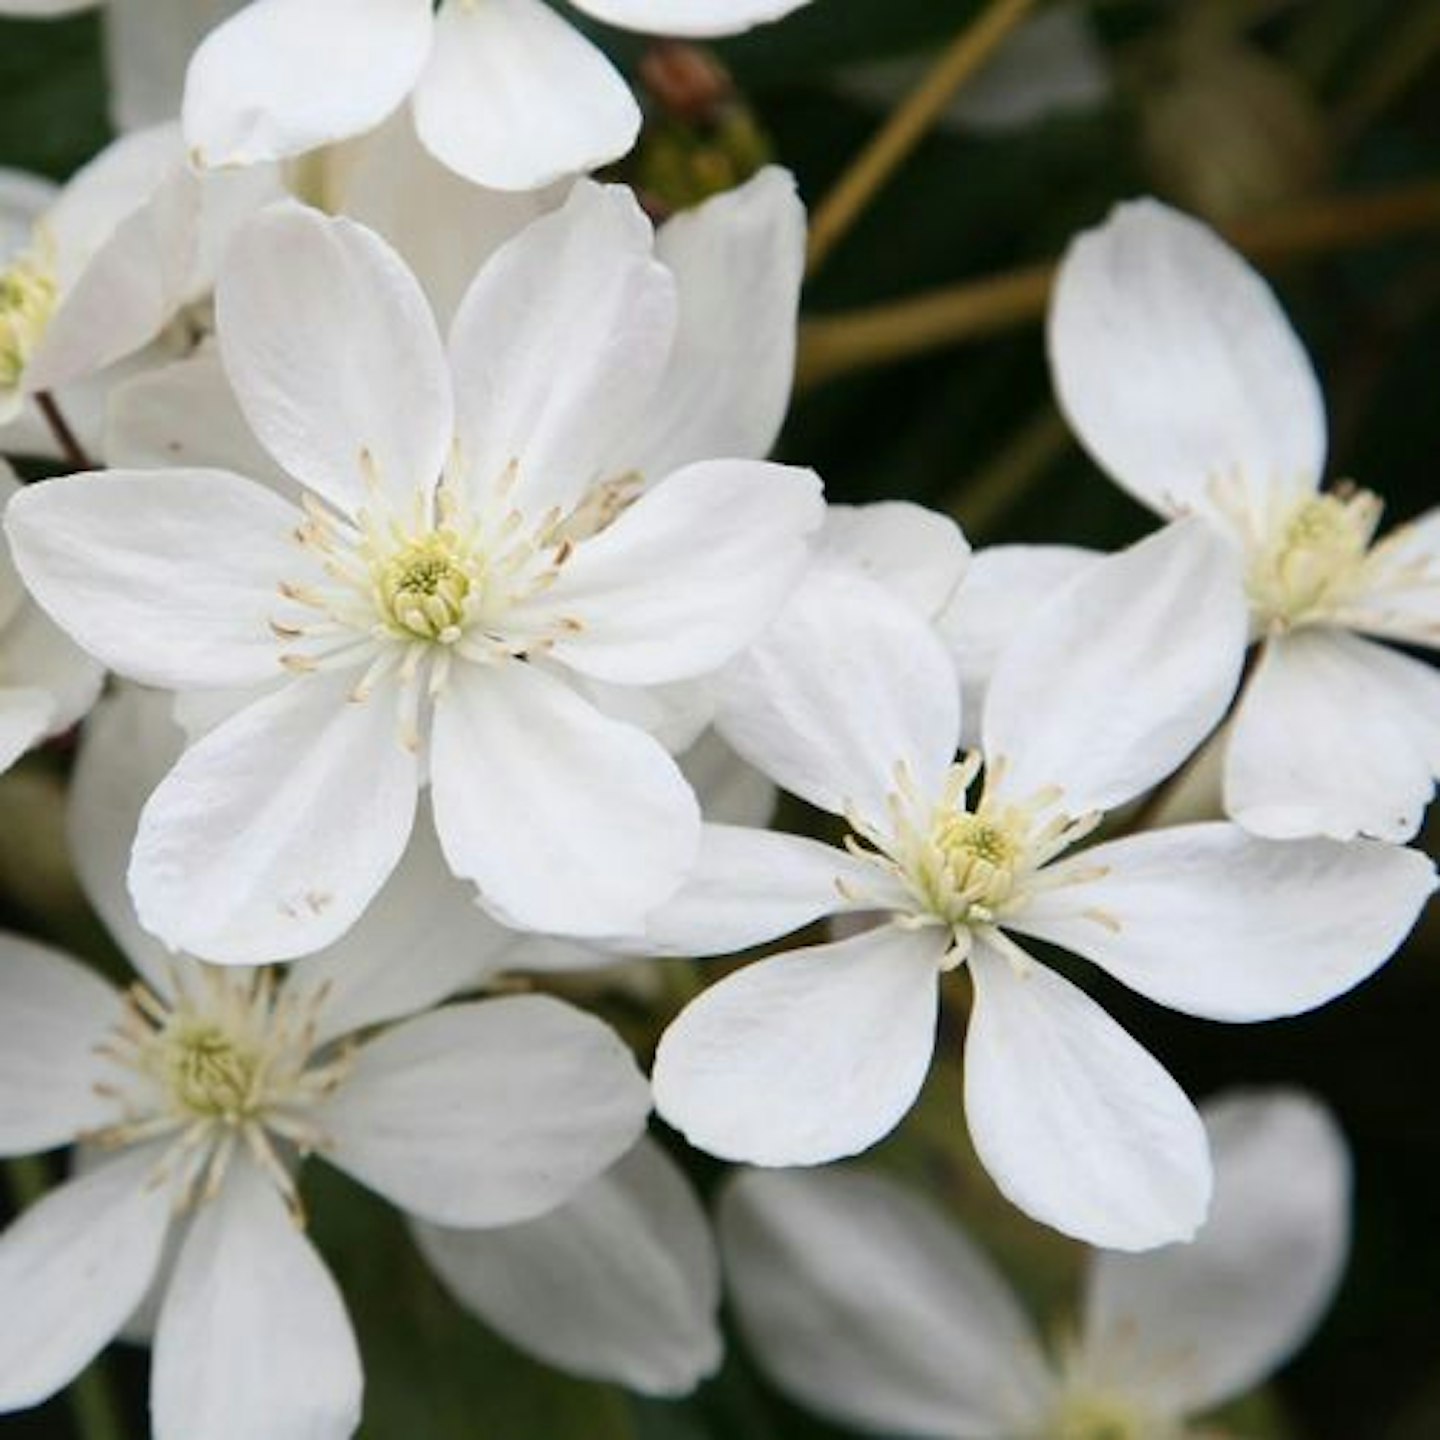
xmin=35 ymin=392 xmax=95 ymax=473
xmin=805 ymin=0 xmax=1041 ymax=276
xmin=797 ymin=179 xmax=1440 ymax=389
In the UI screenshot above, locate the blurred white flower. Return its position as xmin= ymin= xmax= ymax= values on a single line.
xmin=0 ymin=124 xmax=199 ymax=430
xmin=182 ymin=0 xmax=813 ymax=191
xmin=0 ymin=459 xmax=101 ymax=772
xmin=0 ymin=694 xmax=652 ymax=1437
xmin=720 ymin=1090 xmax=1351 ymax=1440
xmin=1050 ymin=198 xmax=1440 ymax=843
xmin=649 ymin=520 xmax=1435 ymax=1250
xmin=417 ymin=1135 xmax=723 ymax=1398
xmin=7 ymin=185 xmax=823 ymax=961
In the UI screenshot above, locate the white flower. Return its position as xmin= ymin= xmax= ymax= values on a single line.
xmin=416 ymin=1135 xmax=723 ymax=1397
xmin=1049 ymin=198 xmax=1440 ymax=843
xmin=6 ymin=183 xmax=822 ymax=961
xmin=0 ymin=125 xmax=200 ymax=429
xmin=649 ymin=520 xmax=1435 ymax=1249
xmin=0 ymin=695 xmax=652 ymax=1436
xmin=0 ymin=458 xmax=102 ymax=773
xmin=182 ymin=0 xmax=813 ymax=191
xmin=719 ymin=1090 xmax=1351 ymax=1440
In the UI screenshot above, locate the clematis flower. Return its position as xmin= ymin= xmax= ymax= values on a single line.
xmin=0 ymin=124 xmax=199 ymax=430
xmin=649 ymin=520 xmax=1435 ymax=1249
xmin=720 ymin=1090 xmax=1351 ymax=1440
xmin=0 ymin=688 xmax=657 ymax=1436
xmin=183 ymin=0 xmax=814 ymax=192
xmin=1049 ymin=199 xmax=1440 ymax=843
xmin=0 ymin=459 xmax=102 ymax=772
xmin=7 ymin=184 xmax=823 ymax=962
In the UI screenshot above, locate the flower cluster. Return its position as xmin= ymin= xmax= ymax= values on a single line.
xmin=0 ymin=3 xmax=1436 ymax=1438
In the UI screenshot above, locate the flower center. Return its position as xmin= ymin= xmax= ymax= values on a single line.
xmin=1247 ymin=488 xmax=1382 ymax=627
xmin=93 ymin=968 xmax=350 ymax=1215
xmin=1045 ymin=1394 xmax=1167 ymax=1440
xmin=159 ymin=1019 xmax=265 ymax=1120
xmin=376 ymin=530 xmax=477 ymax=642
xmin=0 ymin=247 xmax=58 ymax=392
xmin=841 ymin=753 xmax=1107 ymax=959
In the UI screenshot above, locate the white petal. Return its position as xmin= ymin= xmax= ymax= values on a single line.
xmin=574 ymin=0 xmax=811 ymax=37
xmin=105 ymin=0 xmax=243 ymax=133
xmin=447 ymin=181 xmax=674 ymax=521
xmin=641 ymin=822 xmax=891 ymax=957
xmin=719 ymin=1167 xmax=1055 ymax=1436
xmin=819 ymin=501 xmax=971 ymax=619
xmin=1082 ymin=1090 xmax=1350 ymax=1415
xmin=319 ymin=995 xmax=649 ymax=1227
xmin=25 ymin=164 xmax=199 ymax=396
xmin=152 ymin=1158 xmax=362 ymax=1440
xmin=1048 ymin=198 xmax=1326 ymax=518
xmin=430 ymin=659 xmax=698 ymax=938
xmin=653 ymin=924 xmax=944 ymax=1166
xmin=130 ymin=672 xmax=419 ymax=964
xmin=1014 ymin=821 xmax=1436 ymax=1022
xmin=216 ymin=203 xmax=453 ymax=516
xmin=4 ymin=468 xmax=300 ymax=690
xmin=538 ymin=460 xmax=824 ymax=684
xmin=936 ymin=543 xmax=1097 ymax=746
xmin=965 ymin=941 xmax=1211 ymax=1250
xmin=414 ymin=0 xmax=638 ymax=191
xmin=0 ymin=596 xmax=103 ymax=736
xmin=105 ymin=349 xmax=295 ymax=495
xmin=285 ymin=811 xmax=521 ymax=1047
xmin=628 ymin=167 xmax=805 ymax=477
xmin=983 ymin=519 xmax=1247 ymax=813
xmin=717 ymin=563 xmax=962 ymax=823
xmin=68 ymin=687 xmax=195 ymax=996
xmin=183 ymin=0 xmax=433 ymax=168
xmin=1346 ymin=507 xmax=1440 ymax=649
xmin=0 ymin=933 xmax=125 ymax=1153
xmin=413 ymin=1137 xmax=720 ymax=1397
xmin=1225 ymin=629 xmax=1440 ymax=842
xmin=0 ymin=1147 xmax=172 ymax=1412
xmin=678 ymin=727 xmax=776 ymax=828
xmin=328 ymin=109 xmax=562 ymax=328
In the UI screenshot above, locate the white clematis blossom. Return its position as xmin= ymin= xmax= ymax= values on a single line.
xmin=183 ymin=0 xmax=814 ymax=191
xmin=0 ymin=692 xmax=655 ymax=1436
xmin=649 ymin=519 xmax=1435 ymax=1250
xmin=0 ymin=124 xmax=199 ymax=429
xmin=6 ymin=183 xmax=824 ymax=963
xmin=0 ymin=458 xmax=102 ymax=772
xmin=720 ymin=1090 xmax=1351 ymax=1440
xmin=1050 ymin=198 xmax=1440 ymax=843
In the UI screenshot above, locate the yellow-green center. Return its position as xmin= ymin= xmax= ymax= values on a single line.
xmin=158 ymin=1019 xmax=265 ymax=1121
xmin=376 ymin=531 xmax=476 ymax=641
xmin=0 ymin=252 xmax=57 ymax=392
xmin=1247 ymin=489 xmax=1381 ymax=628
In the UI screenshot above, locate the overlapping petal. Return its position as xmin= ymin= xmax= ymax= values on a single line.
xmin=318 ymin=995 xmax=650 ymax=1228
xmin=414 ymin=1138 xmax=720 ymax=1396
xmin=720 ymin=1167 xmax=1055 ymax=1437
xmin=653 ymin=924 xmax=945 ymax=1165
xmin=965 ymin=941 xmax=1211 ymax=1250
xmin=1014 ymin=822 xmax=1436 ymax=1021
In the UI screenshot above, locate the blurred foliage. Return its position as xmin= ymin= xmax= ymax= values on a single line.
xmin=4 ymin=0 xmax=1440 ymax=1437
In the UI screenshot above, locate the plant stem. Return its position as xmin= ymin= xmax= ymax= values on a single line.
xmin=797 ymin=178 xmax=1440 ymax=388
xmin=1334 ymin=3 xmax=1440 ymax=144
xmin=946 ymin=403 xmax=1071 ymax=539
xmin=805 ymin=0 xmax=1040 ymax=275
xmin=35 ymin=392 xmax=95 ymax=473
xmin=6 ymin=1157 xmax=130 ymax=1440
